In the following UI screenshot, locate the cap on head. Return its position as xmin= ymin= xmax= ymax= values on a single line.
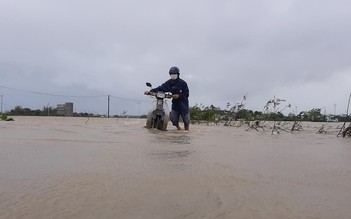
xmin=169 ymin=66 xmax=180 ymax=75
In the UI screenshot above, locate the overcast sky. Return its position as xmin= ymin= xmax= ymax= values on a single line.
xmin=1 ymin=0 xmax=351 ymax=116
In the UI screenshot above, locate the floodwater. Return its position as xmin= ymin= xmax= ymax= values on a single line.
xmin=1 ymin=117 xmax=351 ymax=219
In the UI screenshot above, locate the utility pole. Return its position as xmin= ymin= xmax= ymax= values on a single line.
xmin=138 ymin=101 xmax=140 ymax=116
xmin=0 ymin=95 xmax=3 ymax=114
xmin=107 ymin=95 xmax=110 ymax=118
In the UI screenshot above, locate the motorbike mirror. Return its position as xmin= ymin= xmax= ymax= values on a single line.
xmin=146 ymin=82 xmax=152 ymax=87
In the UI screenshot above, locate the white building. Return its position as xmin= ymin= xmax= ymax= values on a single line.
xmin=57 ymin=102 xmax=73 ymax=116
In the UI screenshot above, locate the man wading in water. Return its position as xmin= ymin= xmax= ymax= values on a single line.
xmin=145 ymin=66 xmax=190 ymax=130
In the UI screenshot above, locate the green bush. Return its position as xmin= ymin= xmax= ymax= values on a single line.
xmin=0 ymin=114 xmax=14 ymax=121
xmin=0 ymin=114 xmax=7 ymax=120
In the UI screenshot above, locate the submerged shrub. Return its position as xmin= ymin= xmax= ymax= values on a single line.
xmin=0 ymin=114 xmax=14 ymax=121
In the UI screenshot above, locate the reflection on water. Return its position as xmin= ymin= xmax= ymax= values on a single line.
xmin=149 ymin=150 xmax=195 ymax=160
xmin=149 ymin=129 xmax=192 ymax=145
xmin=147 ymin=129 xmax=195 ymax=169
xmin=164 ymin=134 xmax=191 ymax=144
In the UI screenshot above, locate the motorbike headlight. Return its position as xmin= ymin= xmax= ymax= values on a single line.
xmin=156 ymin=92 xmax=165 ymax=98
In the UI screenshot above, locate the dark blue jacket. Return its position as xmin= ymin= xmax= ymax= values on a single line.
xmin=151 ymin=78 xmax=189 ymax=115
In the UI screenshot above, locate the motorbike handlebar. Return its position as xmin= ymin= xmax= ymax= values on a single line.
xmin=145 ymin=91 xmax=172 ymax=99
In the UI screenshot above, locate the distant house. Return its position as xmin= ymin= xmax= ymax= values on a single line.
xmin=325 ymin=115 xmax=338 ymax=122
xmin=288 ymin=113 xmax=296 ymax=118
xmin=57 ymin=102 xmax=73 ymax=116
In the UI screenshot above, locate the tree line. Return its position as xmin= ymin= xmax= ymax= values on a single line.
xmin=3 ymin=106 xmax=98 ymax=117
xmin=2 ymin=104 xmax=350 ymax=122
xmin=189 ymin=104 xmax=350 ymax=123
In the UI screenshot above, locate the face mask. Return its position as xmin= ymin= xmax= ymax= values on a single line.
xmin=170 ymin=74 xmax=178 ymax=80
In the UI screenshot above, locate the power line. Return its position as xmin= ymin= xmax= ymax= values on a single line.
xmin=110 ymin=95 xmax=150 ymax=103
xmin=0 ymin=85 xmax=151 ymax=102
xmin=0 ymin=85 xmax=106 ymax=98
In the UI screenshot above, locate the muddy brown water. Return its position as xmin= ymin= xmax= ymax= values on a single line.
xmin=1 ymin=117 xmax=351 ymax=219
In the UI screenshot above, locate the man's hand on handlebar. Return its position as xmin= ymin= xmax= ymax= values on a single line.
xmin=172 ymin=94 xmax=180 ymax=99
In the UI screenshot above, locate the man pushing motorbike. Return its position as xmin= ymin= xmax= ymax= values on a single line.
xmin=144 ymin=66 xmax=190 ymax=130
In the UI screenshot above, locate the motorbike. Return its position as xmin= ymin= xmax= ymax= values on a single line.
xmin=144 ymin=82 xmax=172 ymax=131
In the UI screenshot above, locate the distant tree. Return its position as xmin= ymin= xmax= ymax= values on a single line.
xmin=23 ymin=108 xmax=32 ymax=115
xmin=237 ymin=109 xmax=254 ymax=120
xmin=307 ymin=108 xmax=324 ymax=122
xmin=33 ymin=109 xmax=41 ymax=116
xmin=189 ymin=104 xmax=219 ymax=123
xmin=254 ymin=111 xmax=262 ymax=118
xmin=9 ymin=106 xmax=24 ymax=115
xmin=189 ymin=104 xmax=202 ymax=122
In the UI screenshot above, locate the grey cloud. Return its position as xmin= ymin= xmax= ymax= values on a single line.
xmin=1 ymin=0 xmax=351 ymax=115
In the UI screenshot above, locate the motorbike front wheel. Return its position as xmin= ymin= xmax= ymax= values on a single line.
xmin=153 ymin=116 xmax=160 ymax=129
xmin=153 ymin=115 xmax=167 ymax=131
xmin=342 ymin=126 xmax=351 ymax=138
